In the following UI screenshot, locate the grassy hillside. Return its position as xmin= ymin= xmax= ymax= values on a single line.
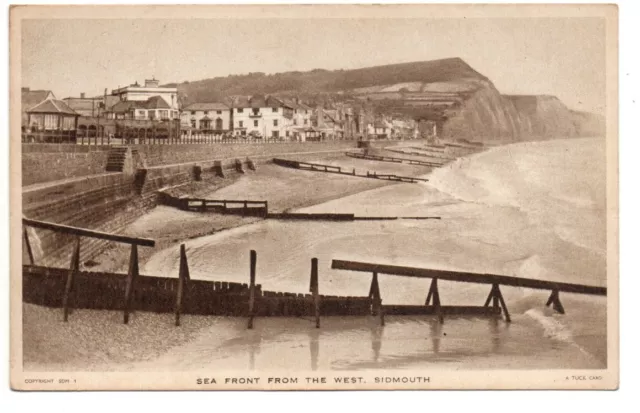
xmin=167 ymin=57 xmax=486 ymax=104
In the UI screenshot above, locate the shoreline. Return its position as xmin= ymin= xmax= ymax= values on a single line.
xmin=93 ymin=153 xmax=434 ymax=273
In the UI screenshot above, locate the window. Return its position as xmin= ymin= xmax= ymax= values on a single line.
xmin=62 ymin=117 xmax=75 ymax=130
xmin=44 ymin=114 xmax=58 ymax=130
xmin=272 ymin=131 xmax=279 ymax=138
xmin=286 ymin=131 xmax=290 ymax=137
xmin=272 ymin=107 xmax=278 ymax=113
xmin=252 ymin=108 xmax=260 ymax=116
xmin=253 ymin=120 xmax=258 ymax=127
xmin=191 ymin=119 xmax=196 ymax=128
xmin=239 ymin=121 xmax=244 ymax=128
xmin=237 ymin=108 xmax=244 ymax=113
xmin=159 ymin=110 xmax=169 ymax=120
xmin=273 ymin=120 xmax=278 ymax=127
xmin=304 ymin=119 xmax=308 ymax=125
xmin=204 ymin=111 xmax=209 ymax=115
xmin=191 ymin=111 xmax=196 ymax=115
xmin=293 ymin=119 xmax=297 ymax=125
xmin=216 ymin=110 xmax=222 ymax=114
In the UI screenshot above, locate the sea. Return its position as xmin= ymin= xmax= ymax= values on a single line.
xmin=141 ymin=137 xmax=608 ymax=371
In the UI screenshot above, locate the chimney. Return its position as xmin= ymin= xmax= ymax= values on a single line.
xmin=145 ymin=78 xmax=159 ymax=88
xmin=22 ymin=87 xmax=29 ymax=92
xmin=80 ymin=92 xmax=86 ymax=99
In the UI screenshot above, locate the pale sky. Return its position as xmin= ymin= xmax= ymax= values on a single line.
xmin=21 ymin=17 xmax=606 ymax=114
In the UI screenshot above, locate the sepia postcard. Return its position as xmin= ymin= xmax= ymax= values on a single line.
xmin=9 ymin=4 xmax=619 ymax=390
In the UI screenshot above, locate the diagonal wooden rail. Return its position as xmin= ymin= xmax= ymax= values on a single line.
xmin=331 ymin=260 xmax=606 ymax=296
xmin=23 ymin=218 xmax=155 ymax=247
xmin=331 ymin=259 xmax=606 ymax=324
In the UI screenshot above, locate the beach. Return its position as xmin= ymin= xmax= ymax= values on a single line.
xmin=23 ymin=138 xmax=608 ymax=372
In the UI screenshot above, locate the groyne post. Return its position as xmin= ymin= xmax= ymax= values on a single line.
xmin=23 ymin=227 xmax=35 ymax=265
xmin=310 ymin=258 xmax=320 ymax=328
xmin=175 ymin=244 xmax=191 ymax=326
xmin=123 ymin=244 xmax=139 ymax=324
xmin=62 ymin=236 xmax=80 ymax=322
xmin=368 ymin=272 xmax=384 ymax=326
xmin=546 ymin=289 xmax=565 ymax=314
xmin=425 ymin=278 xmax=444 ymax=324
xmin=248 ymin=250 xmax=257 ymax=329
xmin=483 ymin=283 xmax=511 ymax=322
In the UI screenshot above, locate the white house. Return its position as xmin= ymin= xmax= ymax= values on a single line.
xmin=111 ymin=78 xmax=179 ymax=119
xmin=229 ymin=95 xmax=294 ymax=140
xmin=181 ymin=102 xmax=231 ymax=132
xmin=286 ymin=99 xmax=314 ymax=141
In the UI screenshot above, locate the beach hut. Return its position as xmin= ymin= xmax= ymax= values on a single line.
xmin=25 ymin=98 xmax=80 ymax=143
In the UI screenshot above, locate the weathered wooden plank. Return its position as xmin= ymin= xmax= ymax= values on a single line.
xmin=62 ymin=237 xmax=80 ymax=322
xmin=332 ymin=260 xmax=606 ymax=296
xmin=123 ymin=244 xmax=139 ymax=324
xmin=23 ymin=227 xmax=35 ymax=265
xmin=248 ymin=250 xmax=257 ymax=329
xmin=175 ymin=244 xmax=189 ymax=326
xmin=23 ymin=218 xmax=155 ymax=247
xmin=310 ymin=258 xmax=320 ymax=328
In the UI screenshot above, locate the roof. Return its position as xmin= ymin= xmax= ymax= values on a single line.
xmin=62 ymin=98 xmax=101 ymax=112
xmin=22 ymin=90 xmax=55 ymax=112
xmin=229 ymin=95 xmax=293 ymax=109
xmin=184 ymin=102 xmax=229 ymax=111
xmin=108 ymin=96 xmax=172 ymax=113
xmin=26 ymin=99 xmax=79 ymax=116
xmin=145 ymin=96 xmax=172 ymax=109
xmin=284 ymin=99 xmax=313 ymax=111
xmin=109 ymin=100 xmax=146 ymax=113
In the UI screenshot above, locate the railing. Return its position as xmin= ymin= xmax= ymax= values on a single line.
xmin=21 ymin=130 xmax=77 ymax=144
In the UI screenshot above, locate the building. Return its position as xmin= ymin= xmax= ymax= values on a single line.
xmin=284 ymin=98 xmax=314 ymax=141
xmin=181 ymin=103 xmax=231 ymax=133
xmin=24 ymin=97 xmax=80 ymax=142
xmin=105 ymin=95 xmax=179 ymax=121
xmin=110 ymin=78 xmax=179 ymax=119
xmin=21 ymin=87 xmax=55 ymax=127
xmin=312 ymin=107 xmax=344 ymax=140
xmin=62 ymin=92 xmax=120 ymax=118
xmin=228 ymin=95 xmax=294 ymax=140
xmin=367 ymin=119 xmax=393 ymax=139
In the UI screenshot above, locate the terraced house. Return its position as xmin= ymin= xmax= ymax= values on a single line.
xmin=181 ymin=103 xmax=231 ymax=133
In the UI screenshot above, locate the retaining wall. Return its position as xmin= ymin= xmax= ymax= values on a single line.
xmin=22 ymin=141 xmax=359 ymax=186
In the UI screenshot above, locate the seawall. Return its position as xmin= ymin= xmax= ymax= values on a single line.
xmin=21 ymin=140 xmax=365 ymax=268
xmin=22 ymin=141 xmax=359 ymax=186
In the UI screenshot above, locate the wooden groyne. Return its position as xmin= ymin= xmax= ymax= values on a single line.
xmin=273 ymin=158 xmax=429 ymax=183
xmin=385 ymin=148 xmax=455 ymax=161
xmin=25 ymin=219 xmax=602 ymax=331
xmin=346 ymin=151 xmax=444 ymax=167
xmin=157 ymin=192 xmax=269 ymax=217
xmin=331 ymin=259 xmax=607 ymax=324
xmin=22 ymin=264 xmax=372 ymax=319
xmin=266 ymin=213 xmax=441 ymax=221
